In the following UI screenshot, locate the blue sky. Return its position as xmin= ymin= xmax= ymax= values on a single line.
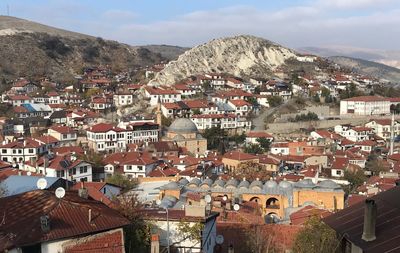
xmin=3 ymin=0 xmax=400 ymax=49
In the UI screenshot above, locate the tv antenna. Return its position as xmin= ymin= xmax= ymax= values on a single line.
xmin=55 ymin=187 xmax=66 ymax=199
xmin=36 ymin=178 xmax=48 ymax=190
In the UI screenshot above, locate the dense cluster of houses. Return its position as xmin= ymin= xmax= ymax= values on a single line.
xmin=1 ymin=62 xmax=400 ymax=253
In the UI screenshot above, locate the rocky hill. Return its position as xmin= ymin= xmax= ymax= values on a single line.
xmin=139 ymin=45 xmax=188 ymax=61
xmin=0 ymin=16 xmax=164 ymax=83
xmin=329 ymin=56 xmax=400 ymax=84
xmin=151 ymin=35 xmax=301 ymax=85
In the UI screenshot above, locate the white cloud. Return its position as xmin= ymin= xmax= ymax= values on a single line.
xmin=317 ymin=0 xmax=395 ymax=9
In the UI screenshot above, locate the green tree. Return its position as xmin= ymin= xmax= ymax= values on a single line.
xmin=256 ymin=138 xmax=271 ymax=152
xmin=267 ymin=96 xmax=283 ymax=107
xmin=192 ymin=109 xmax=201 ymax=115
xmin=115 ymin=193 xmax=151 ymax=253
xmin=161 ymin=115 xmax=173 ymax=127
xmin=344 ymin=170 xmax=367 ymax=194
xmin=246 ymin=96 xmax=258 ymax=106
xmin=106 ymin=174 xmax=137 ymax=193
xmin=203 ymin=126 xmax=228 ymax=150
xmin=244 ymin=143 xmax=264 ymax=154
xmin=312 ymin=93 xmax=320 ymax=103
xmin=292 ymin=216 xmax=339 ymax=253
xmin=229 ymin=133 xmax=246 ymax=145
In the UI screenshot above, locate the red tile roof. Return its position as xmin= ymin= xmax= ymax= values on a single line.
xmin=64 ymin=229 xmax=125 ymax=253
xmin=229 ymin=99 xmax=251 ymax=107
xmin=88 ymin=123 xmax=125 ymax=133
xmin=49 ymin=125 xmax=76 ymax=134
xmin=103 ymin=151 xmax=156 ymax=166
xmin=342 ymin=96 xmax=389 ymax=102
xmin=290 ymin=205 xmax=332 ymax=225
xmin=223 ymin=151 xmax=258 ymax=161
xmin=0 ymin=190 xmax=129 ymax=252
xmin=247 ymin=132 xmax=274 ymax=139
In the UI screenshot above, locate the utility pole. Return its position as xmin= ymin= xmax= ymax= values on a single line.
xmin=390 ymin=113 xmax=395 ymax=155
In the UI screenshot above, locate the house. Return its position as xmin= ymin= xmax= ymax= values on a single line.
xmin=24 ymin=153 xmax=93 ymax=182
xmin=365 ymin=118 xmax=400 ymax=140
xmin=103 ymin=151 xmax=158 ymax=178
xmin=246 ymin=132 xmax=274 ymax=144
xmin=227 ymin=99 xmax=252 ymax=116
xmin=270 ymin=142 xmax=290 ymax=155
xmin=90 ymin=96 xmax=113 ymax=111
xmin=71 ymin=182 xmax=122 ymax=207
xmin=9 ymin=95 xmax=34 ymax=106
xmin=340 ymin=96 xmax=391 ymax=116
xmin=113 ymin=92 xmax=134 ymax=107
xmin=49 ymin=110 xmax=68 ymax=124
xmin=0 ymin=190 xmax=129 ymax=253
xmin=48 ymin=125 xmax=78 ymax=144
xmin=13 ymin=103 xmax=52 ymax=119
xmin=222 ymin=151 xmax=259 ymax=171
xmin=141 ymin=207 xmax=219 ymax=253
xmin=10 ymin=78 xmax=38 ymax=94
xmin=0 ymin=138 xmax=47 ymax=163
xmin=324 ymin=186 xmax=400 ymax=253
xmin=86 ymin=123 xmax=127 ymax=153
xmin=144 ymin=86 xmax=182 ymax=106
xmin=190 ymin=114 xmax=251 ymax=132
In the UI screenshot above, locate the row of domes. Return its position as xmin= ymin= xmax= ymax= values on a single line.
xmin=161 ymin=177 xmax=340 ymax=190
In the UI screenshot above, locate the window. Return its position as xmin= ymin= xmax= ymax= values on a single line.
xmin=1 ymin=149 xmax=6 ymax=154
xmin=63 ymin=134 xmax=68 ymax=139
xmin=137 ymin=166 xmax=143 ymax=171
xmin=80 ymin=166 xmax=88 ymax=174
xmin=56 ymin=170 xmax=65 ymax=177
xmin=28 ymin=149 xmax=34 ymax=154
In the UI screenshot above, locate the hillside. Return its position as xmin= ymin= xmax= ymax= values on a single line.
xmin=151 ymin=35 xmax=303 ymax=85
xmin=329 ymin=56 xmax=400 ymax=84
xmin=139 ymin=45 xmax=188 ymax=61
xmin=0 ymin=16 xmax=164 ymax=82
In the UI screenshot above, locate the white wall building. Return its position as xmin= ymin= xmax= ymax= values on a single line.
xmin=340 ymin=96 xmax=391 ymax=116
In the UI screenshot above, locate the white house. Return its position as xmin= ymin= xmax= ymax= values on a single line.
xmin=0 ymin=138 xmax=47 ymax=163
xmin=270 ymin=142 xmax=290 ymax=155
xmin=365 ymin=119 xmax=400 ymax=140
xmin=190 ymin=114 xmax=252 ymax=131
xmin=24 ymin=154 xmax=93 ymax=182
xmin=144 ymin=87 xmax=182 ymax=106
xmin=113 ymin=93 xmax=134 ymax=107
xmin=246 ymin=132 xmax=274 ymax=144
xmin=103 ymin=151 xmax=158 ymax=178
xmin=47 ymin=125 xmax=77 ymax=144
xmin=143 ymin=206 xmax=219 ymax=253
xmin=340 ymin=96 xmax=391 ymax=116
xmin=86 ymin=123 xmax=127 ymax=153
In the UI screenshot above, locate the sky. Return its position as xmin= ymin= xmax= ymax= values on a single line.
xmin=3 ymin=0 xmax=400 ymax=49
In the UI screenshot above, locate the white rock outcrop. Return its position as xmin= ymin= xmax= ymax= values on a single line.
xmin=151 ymin=35 xmax=298 ymax=85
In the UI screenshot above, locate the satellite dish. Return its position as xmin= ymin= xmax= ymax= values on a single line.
xmin=55 ymin=187 xmax=66 ymax=199
xmin=233 ymin=204 xmax=240 ymax=211
xmin=27 ymin=171 xmax=31 ymax=176
xmin=222 ymin=195 xmax=228 ymax=201
xmin=204 ymin=195 xmax=212 ymax=203
xmin=36 ymin=178 xmax=48 ymax=190
xmin=216 ymin=235 xmax=224 ymax=245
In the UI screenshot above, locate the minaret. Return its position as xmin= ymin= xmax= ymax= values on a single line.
xmin=156 ymin=97 xmax=162 ymax=135
xmin=390 ymin=113 xmax=395 ymax=155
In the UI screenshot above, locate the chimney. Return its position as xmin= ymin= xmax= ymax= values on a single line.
xmin=78 ymin=182 xmax=88 ymax=199
xmin=362 ymin=199 xmax=377 ymax=242
xmin=150 ymin=234 xmax=160 ymax=253
xmin=88 ymin=209 xmax=92 ymax=223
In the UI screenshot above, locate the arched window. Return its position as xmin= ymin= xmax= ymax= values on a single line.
xmin=266 ymin=197 xmax=280 ymax=209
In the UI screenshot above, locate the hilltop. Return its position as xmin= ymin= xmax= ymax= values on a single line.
xmin=0 ymin=16 xmax=164 ymax=83
xmin=151 ymin=35 xmax=316 ymax=85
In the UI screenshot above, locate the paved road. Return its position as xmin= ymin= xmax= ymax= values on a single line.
xmin=252 ymin=100 xmax=291 ymax=131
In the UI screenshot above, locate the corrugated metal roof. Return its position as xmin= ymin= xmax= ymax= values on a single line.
xmin=0 ymin=190 xmax=129 ymax=251
xmin=0 ymin=176 xmax=60 ymax=196
xmin=324 ymin=186 xmax=400 ymax=253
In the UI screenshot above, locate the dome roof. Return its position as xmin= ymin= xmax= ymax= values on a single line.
xmin=187 ymin=177 xmax=201 ymax=187
xmin=295 ymin=179 xmax=315 ymax=188
xmin=264 ymin=180 xmax=278 ymax=189
xmin=249 ymin=179 xmax=263 ymax=190
xmin=317 ymin=180 xmax=340 ymax=189
xmin=225 ymin=178 xmax=239 ymax=188
xmin=178 ymin=178 xmax=189 ymax=185
xmin=212 ymin=179 xmax=225 ymax=188
xmin=169 ymin=118 xmax=198 ymax=134
xmin=238 ymin=179 xmax=250 ymax=189
xmin=279 ymin=180 xmax=293 ymax=189
xmin=200 ymin=178 xmax=213 ymax=187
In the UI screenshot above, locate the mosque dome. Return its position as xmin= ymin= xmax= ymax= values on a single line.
xmin=169 ymin=118 xmax=198 ymax=134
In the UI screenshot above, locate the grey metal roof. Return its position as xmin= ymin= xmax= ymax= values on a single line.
xmin=169 ymin=118 xmax=198 ymax=134
xmin=0 ymin=176 xmax=60 ymax=197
